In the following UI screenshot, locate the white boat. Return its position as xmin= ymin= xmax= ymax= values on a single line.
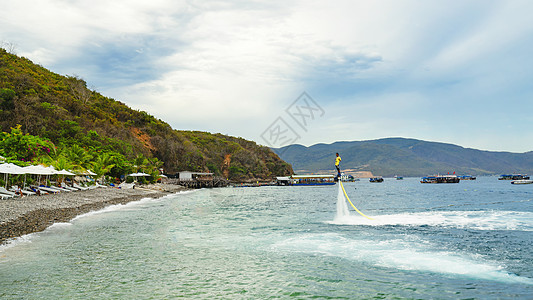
xmin=510 ymin=180 xmax=533 ymax=185
xmin=279 ymin=175 xmax=336 ymax=186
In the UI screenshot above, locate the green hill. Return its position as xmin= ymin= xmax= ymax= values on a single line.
xmin=0 ymin=48 xmax=292 ymax=181
xmin=273 ymin=138 xmax=533 ymax=177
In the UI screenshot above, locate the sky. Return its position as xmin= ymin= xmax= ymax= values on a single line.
xmin=1 ymin=0 xmax=533 ymax=152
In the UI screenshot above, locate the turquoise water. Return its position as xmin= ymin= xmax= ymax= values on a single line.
xmin=1 ymin=177 xmax=532 ymax=299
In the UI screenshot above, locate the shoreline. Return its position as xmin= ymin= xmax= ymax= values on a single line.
xmin=0 ymin=184 xmax=187 ymax=245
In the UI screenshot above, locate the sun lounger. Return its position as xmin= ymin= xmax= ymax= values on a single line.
xmin=73 ymin=183 xmax=89 ymax=190
xmin=10 ymin=186 xmax=36 ymax=196
xmin=60 ymin=183 xmax=78 ymax=191
xmin=28 ymin=187 xmax=48 ymax=195
xmin=95 ymin=182 xmax=107 ymax=188
xmin=0 ymin=187 xmax=17 ymax=197
xmin=53 ymin=186 xmax=72 ymax=192
xmin=19 ymin=189 xmax=36 ymax=196
xmin=0 ymin=193 xmax=13 ymax=199
xmin=43 ymin=185 xmax=70 ymax=193
xmin=35 ymin=185 xmax=60 ymax=194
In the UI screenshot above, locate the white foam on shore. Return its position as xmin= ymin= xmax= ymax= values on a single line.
xmin=1 ymin=190 xmax=194 ymax=253
xmin=272 ymin=233 xmax=533 ymax=285
xmin=328 ymin=210 xmax=533 ymax=231
xmin=0 ymin=232 xmax=35 ymax=253
xmin=71 ymin=189 xmax=195 ymax=221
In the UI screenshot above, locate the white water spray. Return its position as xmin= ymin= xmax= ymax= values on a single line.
xmin=334 ymin=183 xmax=350 ymax=222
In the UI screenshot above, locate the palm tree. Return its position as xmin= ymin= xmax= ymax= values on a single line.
xmin=91 ymin=153 xmax=115 ymax=183
xmin=65 ymin=144 xmax=92 ymax=170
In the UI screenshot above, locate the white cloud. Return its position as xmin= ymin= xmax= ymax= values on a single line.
xmin=2 ymin=0 xmax=533 ymax=151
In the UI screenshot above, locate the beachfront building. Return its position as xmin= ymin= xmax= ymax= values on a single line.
xmin=178 ymin=171 xmax=214 ymax=182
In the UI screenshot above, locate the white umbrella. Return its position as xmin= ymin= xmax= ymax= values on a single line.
xmin=128 ymin=172 xmax=150 ymax=177
xmin=21 ymin=165 xmax=55 ymax=175
xmin=21 ymin=165 xmax=55 ymax=188
xmin=127 ymin=172 xmax=150 ymax=183
xmin=0 ymin=163 xmax=26 ymax=188
xmin=57 ymin=169 xmax=76 ymax=176
xmin=0 ymin=163 xmax=26 ymax=174
xmin=44 ymin=165 xmax=58 ymax=175
xmin=79 ymin=169 xmax=97 ymax=176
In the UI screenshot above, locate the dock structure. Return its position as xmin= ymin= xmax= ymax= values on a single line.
xmin=167 ymin=171 xmax=229 ymax=188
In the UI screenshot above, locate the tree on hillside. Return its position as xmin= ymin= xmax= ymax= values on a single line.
xmin=65 ymin=75 xmax=92 ymax=104
xmin=91 ymin=153 xmax=115 ymax=183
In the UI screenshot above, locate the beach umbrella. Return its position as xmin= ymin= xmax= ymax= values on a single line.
xmin=21 ymin=165 xmax=55 ymax=187
xmin=79 ymin=169 xmax=97 ymax=176
xmin=21 ymin=165 xmax=55 ymax=175
xmin=128 ymin=172 xmax=150 ymax=177
xmin=127 ymin=172 xmax=150 ymax=182
xmin=56 ymin=169 xmax=76 ymax=176
xmin=56 ymin=169 xmax=76 ymax=184
xmin=0 ymin=163 xmax=26 ymax=188
xmin=0 ymin=163 xmax=26 ymax=174
xmin=44 ymin=165 xmax=59 ymax=175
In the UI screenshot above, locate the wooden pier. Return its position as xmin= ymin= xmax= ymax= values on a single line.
xmin=166 ymin=174 xmax=229 ymax=189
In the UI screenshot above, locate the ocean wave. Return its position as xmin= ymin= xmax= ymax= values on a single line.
xmin=328 ymin=210 xmax=533 ymax=231
xmin=272 ymin=233 xmax=533 ymax=285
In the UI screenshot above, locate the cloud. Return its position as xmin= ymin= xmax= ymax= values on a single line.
xmin=2 ymin=0 xmax=533 ymax=151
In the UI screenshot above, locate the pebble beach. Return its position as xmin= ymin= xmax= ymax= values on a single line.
xmin=0 ymin=184 xmax=187 ymax=245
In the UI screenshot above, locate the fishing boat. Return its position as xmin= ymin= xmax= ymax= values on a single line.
xmin=369 ymin=177 xmax=384 ymax=183
xmin=420 ymin=175 xmax=460 ymax=183
xmin=457 ymin=175 xmax=476 ymax=180
xmin=498 ymin=174 xmax=530 ymax=180
xmin=340 ymin=173 xmax=356 ymax=182
xmin=280 ymin=175 xmax=336 ymax=186
xmin=394 ymin=175 xmax=404 ymax=180
xmin=511 ymin=179 xmax=533 ymax=185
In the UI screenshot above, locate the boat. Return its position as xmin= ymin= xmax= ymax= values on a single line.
xmin=394 ymin=175 xmax=403 ymax=180
xmin=340 ymin=173 xmax=356 ymax=182
xmin=275 ymin=176 xmax=291 ymax=186
xmin=420 ymin=175 xmax=460 ymax=183
xmin=457 ymin=175 xmax=476 ymax=180
xmin=277 ymin=175 xmax=336 ymax=186
xmin=369 ymin=177 xmax=384 ymax=183
xmin=498 ymin=174 xmax=530 ymax=180
xmin=511 ymin=179 xmax=533 ymax=185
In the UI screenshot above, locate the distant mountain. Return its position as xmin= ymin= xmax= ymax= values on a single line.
xmin=273 ymin=138 xmax=533 ymax=177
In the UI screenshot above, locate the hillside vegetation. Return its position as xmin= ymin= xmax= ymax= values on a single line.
xmin=274 ymin=138 xmax=533 ymax=177
xmin=0 ymin=48 xmax=292 ymax=181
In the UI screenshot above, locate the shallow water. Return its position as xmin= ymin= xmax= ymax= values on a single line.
xmin=1 ymin=177 xmax=532 ymax=298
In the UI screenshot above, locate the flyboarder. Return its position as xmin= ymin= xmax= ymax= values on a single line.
xmin=335 ymin=152 xmax=341 ymax=180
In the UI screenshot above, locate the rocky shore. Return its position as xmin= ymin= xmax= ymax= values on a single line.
xmin=0 ymin=184 xmax=187 ymax=245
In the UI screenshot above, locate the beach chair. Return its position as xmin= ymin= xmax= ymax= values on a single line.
xmin=36 ymin=185 xmax=60 ymax=194
xmin=73 ymin=183 xmax=89 ymax=191
xmin=0 ymin=187 xmax=17 ymax=197
xmin=48 ymin=183 xmax=71 ymax=192
xmin=60 ymin=182 xmax=78 ymax=191
xmin=10 ymin=186 xmax=36 ymax=196
xmin=95 ymin=182 xmax=107 ymax=188
xmin=28 ymin=186 xmax=47 ymax=195
xmin=0 ymin=193 xmax=13 ymax=199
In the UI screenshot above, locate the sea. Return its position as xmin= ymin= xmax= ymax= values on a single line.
xmin=1 ymin=176 xmax=532 ymax=299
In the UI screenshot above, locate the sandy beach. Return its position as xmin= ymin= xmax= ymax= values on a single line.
xmin=0 ymin=184 xmax=187 ymax=245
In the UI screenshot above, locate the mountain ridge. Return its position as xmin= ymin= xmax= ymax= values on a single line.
xmin=273 ymin=138 xmax=533 ymax=177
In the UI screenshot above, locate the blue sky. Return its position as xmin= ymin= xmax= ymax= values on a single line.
xmin=2 ymin=0 xmax=533 ymax=152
